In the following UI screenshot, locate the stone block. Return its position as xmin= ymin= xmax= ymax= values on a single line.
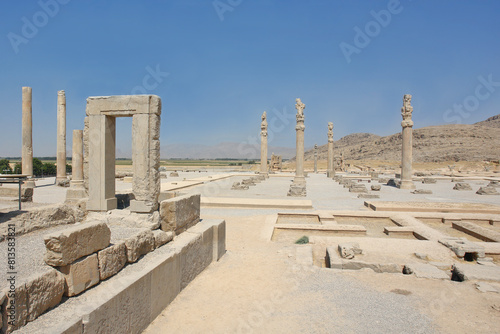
xmin=403 ymin=263 xmax=449 ymax=279
xmin=212 ymin=219 xmax=226 ymax=261
xmin=338 ymin=242 xmax=362 ymax=259
xmin=439 ymin=237 xmax=486 ymax=258
xmin=357 ymin=194 xmax=380 ymax=199
xmin=153 ymin=230 xmax=174 ymax=248
xmin=2 ymin=281 xmax=28 ymax=332
xmin=288 ymin=184 xmax=306 ymax=197
xmin=81 ymin=268 xmax=152 ymax=334
xmin=371 ymin=184 xmax=381 ymax=191
xmin=44 ymin=221 xmax=111 ymax=266
xmin=150 ymin=251 xmax=181 ymax=322
xmin=422 ymin=178 xmax=437 ymax=184
xmin=326 ymin=247 xmax=342 ymax=269
xmin=98 ymin=242 xmax=127 ymax=280
xmin=452 ymin=263 xmax=500 ymax=282
xmin=59 ymin=254 xmax=100 ymax=296
xmin=125 ymin=230 xmax=155 ymax=263
xmin=476 ymin=186 xmax=499 ymax=195
xmin=160 ymin=194 xmax=200 ymax=234
xmin=174 ymin=223 xmax=214 ymax=290
xmin=411 ymin=189 xmax=433 ymax=194
xmin=170 ymin=172 xmax=179 ymax=177
xmin=349 ymin=185 xmax=367 ymax=193
xmin=453 ymin=182 xmax=472 ymax=191
xmin=26 ymin=269 xmax=65 ymax=321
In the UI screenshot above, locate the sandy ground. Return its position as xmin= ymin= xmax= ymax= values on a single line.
xmin=143 ymin=214 xmax=500 ymax=334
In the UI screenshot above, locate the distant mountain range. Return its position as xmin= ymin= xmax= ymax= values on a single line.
xmin=299 ymin=114 xmax=500 ymax=162
xmin=111 ymin=114 xmax=499 ymax=161
xmin=160 ymin=142 xmax=296 ymax=160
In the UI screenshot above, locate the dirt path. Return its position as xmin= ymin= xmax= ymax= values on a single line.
xmin=143 ymin=214 xmax=498 ymax=333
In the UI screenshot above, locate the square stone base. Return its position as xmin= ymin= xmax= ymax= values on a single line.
xmin=288 ymin=184 xmax=306 ymax=197
xmin=66 ymin=188 xmax=87 ymax=201
xmin=398 ymin=180 xmax=416 ymax=189
xmin=87 ymin=197 xmax=117 ymax=212
xmin=327 ymin=171 xmax=335 ymax=178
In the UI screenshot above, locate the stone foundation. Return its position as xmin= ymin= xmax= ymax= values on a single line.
xmin=13 ymin=219 xmax=226 ymax=334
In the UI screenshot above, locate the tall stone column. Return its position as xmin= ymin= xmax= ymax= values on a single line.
xmin=294 ymin=98 xmax=305 ymax=184
xmin=22 ymin=86 xmax=35 ymax=187
xmin=288 ymin=98 xmax=306 ymax=196
xmin=66 ymin=130 xmax=87 ymax=201
xmin=399 ymin=94 xmax=416 ymax=189
xmin=56 ymin=90 xmax=67 ymax=182
xmin=314 ymin=144 xmax=318 ymax=173
xmin=260 ymin=111 xmax=268 ymax=176
xmin=327 ymin=122 xmax=335 ymax=178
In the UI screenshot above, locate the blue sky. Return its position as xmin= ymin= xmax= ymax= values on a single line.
xmin=1 ymin=0 xmax=499 ymax=158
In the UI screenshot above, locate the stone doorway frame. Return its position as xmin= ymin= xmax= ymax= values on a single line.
xmin=84 ymin=95 xmax=161 ymax=213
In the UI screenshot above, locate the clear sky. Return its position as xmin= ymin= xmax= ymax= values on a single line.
xmin=1 ymin=0 xmax=499 ymax=158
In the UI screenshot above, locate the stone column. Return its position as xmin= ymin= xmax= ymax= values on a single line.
xmin=294 ymin=98 xmax=305 ymax=185
xmin=260 ymin=111 xmax=268 ymax=176
xmin=22 ymin=86 xmax=35 ymax=187
xmin=314 ymin=144 xmax=318 ymax=173
xmin=399 ymin=94 xmax=416 ymax=189
xmin=66 ymin=130 xmax=87 ymax=201
xmin=327 ymin=122 xmax=335 ymax=178
xmin=288 ymin=98 xmax=306 ymax=196
xmin=56 ymin=90 xmax=67 ymax=182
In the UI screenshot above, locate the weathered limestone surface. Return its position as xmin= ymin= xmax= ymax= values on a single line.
xmin=153 ymin=230 xmax=174 ymax=248
xmin=371 ymin=184 xmax=381 ymax=191
xmin=125 ymin=230 xmax=155 ymax=263
xmin=56 ymin=90 xmax=67 ymax=182
xmin=160 ymin=194 xmax=201 ymax=234
xmin=2 ymin=281 xmax=28 ymax=332
xmin=59 ymin=254 xmax=100 ymax=296
xmin=421 ymin=178 xmax=436 ymax=184
xmin=43 ymin=222 xmax=111 ymax=266
xmin=169 ymin=172 xmax=179 ymax=177
xmin=398 ymin=94 xmax=415 ymax=189
xmin=175 ymin=225 xmax=214 ymax=289
xmin=26 ymin=269 xmax=65 ymax=321
xmin=260 ymin=111 xmax=268 ymax=175
xmin=98 ymin=242 xmax=127 ymax=280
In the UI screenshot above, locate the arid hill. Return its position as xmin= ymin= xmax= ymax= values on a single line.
xmin=303 ymin=114 xmax=500 ymax=162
